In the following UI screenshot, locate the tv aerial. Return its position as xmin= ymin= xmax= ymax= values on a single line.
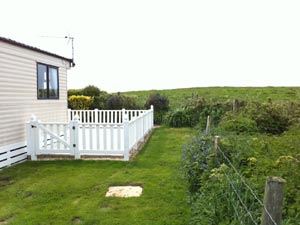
xmin=40 ymin=35 xmax=75 ymax=63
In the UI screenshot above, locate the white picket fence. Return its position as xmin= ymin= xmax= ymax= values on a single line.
xmin=68 ymin=109 xmax=148 ymax=124
xmin=0 ymin=142 xmax=27 ymax=169
xmin=26 ymin=107 xmax=154 ymax=161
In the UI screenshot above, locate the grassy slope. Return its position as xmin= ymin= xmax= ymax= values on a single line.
xmin=124 ymin=87 xmax=300 ymax=109
xmin=0 ymin=127 xmax=193 ymax=225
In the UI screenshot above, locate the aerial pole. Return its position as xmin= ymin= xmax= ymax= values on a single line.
xmin=65 ymin=36 xmax=74 ymax=63
xmin=40 ymin=35 xmax=75 ymax=65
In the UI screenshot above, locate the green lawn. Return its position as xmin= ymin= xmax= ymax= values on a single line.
xmin=0 ymin=127 xmax=193 ymax=225
xmin=124 ymin=87 xmax=300 ymax=109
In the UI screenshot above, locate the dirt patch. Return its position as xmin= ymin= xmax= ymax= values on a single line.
xmin=0 ymin=177 xmax=13 ymax=187
xmin=71 ymin=216 xmax=82 ymax=224
xmin=0 ymin=215 xmax=14 ymax=225
xmin=24 ymin=191 xmax=33 ymax=198
xmin=105 ymin=186 xmax=143 ymax=198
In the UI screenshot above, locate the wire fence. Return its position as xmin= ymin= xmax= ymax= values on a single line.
xmin=215 ymin=143 xmax=278 ymax=225
xmin=202 ymin=115 xmax=284 ymax=225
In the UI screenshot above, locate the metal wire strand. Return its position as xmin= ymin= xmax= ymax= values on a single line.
xmin=223 ymin=171 xmax=259 ymax=225
xmin=217 ymin=146 xmax=278 ymax=225
xmin=231 ymin=199 xmax=246 ymax=225
xmin=214 ymin=144 xmax=256 ymax=225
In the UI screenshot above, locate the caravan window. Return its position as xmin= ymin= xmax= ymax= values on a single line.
xmin=37 ymin=63 xmax=59 ymax=99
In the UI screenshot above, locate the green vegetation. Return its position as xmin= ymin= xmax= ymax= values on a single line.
xmin=106 ymin=93 xmax=139 ymax=110
xmin=68 ymin=85 xmax=140 ymax=110
xmin=0 ymin=128 xmax=193 ymax=225
xmin=124 ymin=87 xmax=300 ymax=109
xmin=144 ymin=93 xmax=170 ymax=124
xmin=68 ymin=95 xmax=93 ymax=110
xmin=166 ymin=109 xmax=192 ymax=127
xmin=182 ymin=102 xmax=300 ymax=224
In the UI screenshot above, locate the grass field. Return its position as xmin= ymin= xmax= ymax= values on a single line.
xmin=0 ymin=127 xmax=193 ymax=225
xmin=124 ymin=87 xmax=300 ymax=109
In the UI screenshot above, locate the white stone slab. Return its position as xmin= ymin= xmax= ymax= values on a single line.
xmin=105 ymin=186 xmax=143 ymax=198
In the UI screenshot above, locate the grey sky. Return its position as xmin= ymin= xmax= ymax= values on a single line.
xmin=1 ymin=0 xmax=300 ymax=92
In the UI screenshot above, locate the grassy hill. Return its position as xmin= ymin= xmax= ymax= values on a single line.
xmin=124 ymin=87 xmax=300 ymax=109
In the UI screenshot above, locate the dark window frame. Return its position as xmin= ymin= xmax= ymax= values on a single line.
xmin=37 ymin=62 xmax=59 ymax=100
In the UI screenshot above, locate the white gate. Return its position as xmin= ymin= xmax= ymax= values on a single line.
xmin=26 ymin=107 xmax=154 ymax=161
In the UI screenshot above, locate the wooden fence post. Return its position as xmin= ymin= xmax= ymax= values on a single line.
xmin=205 ymin=115 xmax=211 ymax=135
xmin=214 ymin=136 xmax=220 ymax=152
xmin=123 ymin=113 xmax=130 ymax=161
xmin=70 ymin=115 xmax=80 ymax=159
xmin=232 ymin=99 xmax=237 ymax=112
xmin=261 ymin=176 xmax=286 ymax=225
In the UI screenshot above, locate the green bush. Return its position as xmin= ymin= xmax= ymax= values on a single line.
xmin=282 ymin=101 xmax=300 ymax=124
xmin=198 ymin=102 xmax=232 ymax=129
xmin=82 ymin=85 xmax=101 ymax=97
xmin=216 ymin=102 xmax=293 ymax=135
xmin=182 ymin=135 xmax=214 ymax=193
xmin=248 ymin=103 xmax=290 ymax=134
xmin=218 ymin=113 xmax=258 ymax=134
xmin=183 ymin=95 xmax=206 ymax=126
xmin=68 ymin=89 xmax=83 ymax=97
xmin=68 ymin=95 xmax=93 ymax=110
xmin=90 ymin=95 xmax=108 ymax=110
xmin=166 ymin=109 xmax=192 ymax=127
xmin=145 ymin=93 xmax=169 ymax=124
xmin=122 ymin=95 xmax=139 ymax=109
xmin=151 ymin=111 xmax=164 ymax=125
xmin=106 ymin=93 xmax=138 ymax=110
xmin=145 ymin=93 xmax=169 ymax=111
xmin=106 ymin=94 xmax=124 ymax=109
xmin=181 ymin=95 xmax=233 ymax=128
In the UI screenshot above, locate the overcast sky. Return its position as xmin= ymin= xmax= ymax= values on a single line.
xmin=1 ymin=0 xmax=300 ymax=92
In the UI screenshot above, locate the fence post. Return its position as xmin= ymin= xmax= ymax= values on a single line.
xmin=142 ymin=113 xmax=145 ymax=135
xmin=123 ymin=113 xmax=130 ymax=161
xmin=68 ymin=109 xmax=71 ymax=122
xmin=122 ymin=108 xmax=126 ymax=123
xmin=94 ymin=108 xmax=99 ymax=123
xmin=26 ymin=122 xmax=32 ymax=159
xmin=205 ymin=115 xmax=211 ymax=135
xmin=232 ymin=99 xmax=237 ymax=113
xmin=70 ymin=115 xmax=80 ymax=159
xmin=150 ymin=105 xmax=154 ymax=128
xmin=214 ymin=136 xmax=220 ymax=152
xmin=27 ymin=115 xmax=38 ymax=160
xmin=261 ymin=176 xmax=286 ymax=225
